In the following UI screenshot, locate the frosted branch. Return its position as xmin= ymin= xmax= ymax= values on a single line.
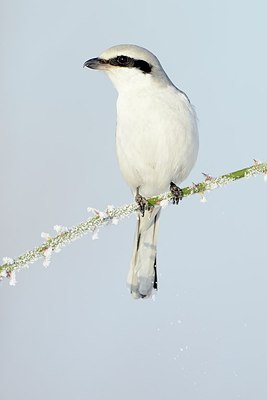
xmin=1 ymin=161 xmax=266 ymax=285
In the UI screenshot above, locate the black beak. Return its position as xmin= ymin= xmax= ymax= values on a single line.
xmin=83 ymin=57 xmax=101 ymax=69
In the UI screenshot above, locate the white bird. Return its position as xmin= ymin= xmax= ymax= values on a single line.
xmin=84 ymin=44 xmax=198 ymax=299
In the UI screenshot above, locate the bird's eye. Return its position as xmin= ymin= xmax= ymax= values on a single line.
xmin=117 ymin=55 xmax=129 ymax=65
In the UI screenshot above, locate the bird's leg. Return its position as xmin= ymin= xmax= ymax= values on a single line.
xmin=135 ymin=187 xmax=148 ymax=217
xmin=170 ymin=182 xmax=183 ymax=205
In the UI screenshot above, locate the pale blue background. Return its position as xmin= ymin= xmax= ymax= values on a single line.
xmin=1 ymin=1 xmax=267 ymax=399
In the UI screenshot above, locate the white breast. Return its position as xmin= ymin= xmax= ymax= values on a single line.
xmin=115 ymin=84 xmax=198 ymax=198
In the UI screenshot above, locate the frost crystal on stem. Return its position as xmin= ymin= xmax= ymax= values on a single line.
xmin=200 ymin=193 xmax=207 ymax=203
xmin=98 ymin=211 xmax=108 ymax=220
xmin=43 ymin=248 xmax=53 ymax=268
xmin=92 ymin=229 xmax=99 ymax=240
xmin=8 ymin=271 xmax=17 ymax=286
xmin=53 ymin=225 xmax=68 ymax=234
xmin=41 ymin=232 xmax=50 ymax=240
xmin=106 ymin=205 xmax=115 ymax=213
xmin=2 ymin=257 xmax=14 ymax=265
xmin=160 ymin=199 xmax=169 ymax=208
xmin=0 ymin=270 xmax=7 ymax=281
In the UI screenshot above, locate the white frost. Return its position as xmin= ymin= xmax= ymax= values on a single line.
xmin=41 ymin=232 xmax=50 ymax=240
xmin=53 ymin=225 xmax=68 ymax=234
xmin=87 ymin=207 xmax=107 ymax=219
xmin=2 ymin=257 xmax=14 ymax=265
xmin=0 ymin=270 xmax=7 ymax=279
xmin=200 ymin=193 xmax=207 ymax=203
xmin=43 ymin=247 xmax=53 ymax=268
xmin=9 ymin=271 xmax=17 ymax=286
xmin=106 ymin=205 xmax=115 ymax=214
xmin=92 ymin=229 xmax=99 ymax=240
xmin=98 ymin=211 xmax=108 ymax=219
xmin=160 ymin=199 xmax=169 ymax=208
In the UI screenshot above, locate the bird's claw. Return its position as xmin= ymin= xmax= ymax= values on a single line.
xmin=170 ymin=182 xmax=183 ymax=205
xmin=135 ymin=193 xmax=148 ymax=217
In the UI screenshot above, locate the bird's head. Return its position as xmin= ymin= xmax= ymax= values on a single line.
xmin=83 ymin=44 xmax=171 ymax=92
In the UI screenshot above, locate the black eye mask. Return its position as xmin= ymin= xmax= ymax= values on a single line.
xmin=107 ymin=55 xmax=152 ymax=74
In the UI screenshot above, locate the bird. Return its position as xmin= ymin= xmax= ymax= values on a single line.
xmin=84 ymin=44 xmax=199 ymax=299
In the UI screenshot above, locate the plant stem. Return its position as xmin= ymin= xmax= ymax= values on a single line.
xmin=1 ymin=162 xmax=266 ymax=281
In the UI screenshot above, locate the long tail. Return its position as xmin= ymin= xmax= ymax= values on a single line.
xmin=127 ymin=206 xmax=161 ymax=299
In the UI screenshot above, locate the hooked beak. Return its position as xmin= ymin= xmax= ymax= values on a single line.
xmin=83 ymin=57 xmax=107 ymax=70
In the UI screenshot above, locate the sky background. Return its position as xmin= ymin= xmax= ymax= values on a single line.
xmin=1 ymin=0 xmax=267 ymax=399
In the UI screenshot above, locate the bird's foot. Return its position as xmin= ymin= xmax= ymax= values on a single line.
xmin=135 ymin=187 xmax=149 ymax=217
xmin=170 ymin=182 xmax=183 ymax=205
